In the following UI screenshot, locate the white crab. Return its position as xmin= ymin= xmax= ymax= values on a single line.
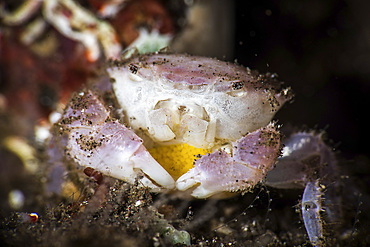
xmin=49 ymin=53 xmax=341 ymax=245
xmin=52 ymin=53 xmax=293 ymax=198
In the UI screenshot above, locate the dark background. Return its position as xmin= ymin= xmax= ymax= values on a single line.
xmin=234 ymin=0 xmax=369 ymax=159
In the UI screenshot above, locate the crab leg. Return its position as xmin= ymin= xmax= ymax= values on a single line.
xmin=302 ymin=180 xmax=324 ymax=247
xmin=265 ymin=131 xmax=341 ymax=246
xmin=56 ymin=91 xmax=175 ymax=189
xmin=266 ymin=131 xmax=338 ymax=188
xmin=176 ymin=123 xmax=281 ymax=198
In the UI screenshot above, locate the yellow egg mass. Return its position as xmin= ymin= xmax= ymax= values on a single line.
xmin=148 ymin=144 xmax=211 ymax=180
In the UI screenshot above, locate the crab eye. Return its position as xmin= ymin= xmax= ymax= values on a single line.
xmin=232 ymin=80 xmax=244 ymax=90
xmin=129 ymin=63 xmax=139 ymax=74
xmin=227 ymin=81 xmax=246 ymax=97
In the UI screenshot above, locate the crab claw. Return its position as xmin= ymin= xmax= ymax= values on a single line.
xmin=57 ymin=91 xmax=175 ymax=190
xmin=176 ymin=123 xmax=281 ymax=198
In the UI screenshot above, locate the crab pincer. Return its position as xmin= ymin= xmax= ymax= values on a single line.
xmin=176 ymin=123 xmax=281 ymax=198
xmin=56 ymin=91 xmax=175 ymax=190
